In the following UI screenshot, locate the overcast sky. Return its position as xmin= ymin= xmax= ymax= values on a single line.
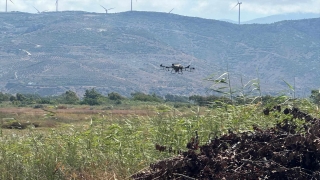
xmin=2 ymin=0 xmax=320 ymax=21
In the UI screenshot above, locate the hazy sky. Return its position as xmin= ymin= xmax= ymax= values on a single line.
xmin=2 ymin=0 xmax=320 ymax=21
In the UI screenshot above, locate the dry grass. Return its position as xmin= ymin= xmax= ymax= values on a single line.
xmin=0 ymin=106 xmax=158 ymax=127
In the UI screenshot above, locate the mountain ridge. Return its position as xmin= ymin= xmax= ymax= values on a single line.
xmin=221 ymin=12 xmax=320 ymax=24
xmin=0 ymin=11 xmax=319 ymax=97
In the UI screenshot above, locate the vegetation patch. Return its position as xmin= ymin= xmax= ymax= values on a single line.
xmin=132 ymin=107 xmax=320 ymax=179
xmin=1 ymin=121 xmax=40 ymax=129
xmin=0 ymin=87 xmax=319 ymax=179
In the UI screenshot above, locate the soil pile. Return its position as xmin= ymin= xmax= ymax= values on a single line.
xmin=132 ymin=107 xmax=320 ymax=179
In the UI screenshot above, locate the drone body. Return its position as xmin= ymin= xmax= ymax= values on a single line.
xmin=160 ymin=63 xmax=195 ymax=74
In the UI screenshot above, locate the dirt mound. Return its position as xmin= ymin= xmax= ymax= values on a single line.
xmin=132 ymin=107 xmax=320 ymax=179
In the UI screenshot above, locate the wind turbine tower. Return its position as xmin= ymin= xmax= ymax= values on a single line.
xmin=232 ymin=1 xmax=242 ymax=24
xmin=238 ymin=1 xmax=242 ymax=24
xmin=6 ymin=0 xmax=14 ymax=12
xmin=56 ymin=0 xmax=58 ymax=12
xmin=131 ymin=0 xmax=137 ymax=11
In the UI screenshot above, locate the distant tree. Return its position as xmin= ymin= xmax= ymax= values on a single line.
xmin=16 ymin=93 xmax=26 ymax=101
xmin=189 ymin=95 xmax=211 ymax=106
xmin=108 ymin=92 xmax=125 ymax=101
xmin=131 ymin=92 xmax=163 ymax=102
xmin=9 ymin=95 xmax=17 ymax=104
xmin=81 ymin=88 xmax=105 ymax=105
xmin=36 ymin=98 xmax=53 ymax=104
xmin=164 ymin=94 xmax=189 ymax=103
xmin=19 ymin=93 xmax=43 ymax=104
xmin=0 ymin=92 xmax=10 ymax=102
xmin=310 ymin=89 xmax=320 ymax=105
xmin=189 ymin=95 xmax=230 ymax=106
xmin=9 ymin=95 xmax=16 ymax=102
xmin=189 ymin=95 xmax=199 ymax=103
xmin=63 ymin=90 xmax=80 ymax=104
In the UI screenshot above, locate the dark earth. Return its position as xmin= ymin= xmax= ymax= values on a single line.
xmin=132 ymin=107 xmax=320 ymax=179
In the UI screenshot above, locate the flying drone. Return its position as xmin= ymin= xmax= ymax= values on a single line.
xmin=160 ymin=63 xmax=195 ymax=74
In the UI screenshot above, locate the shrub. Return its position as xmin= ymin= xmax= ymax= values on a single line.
xmin=34 ymin=104 xmax=44 ymax=109
xmin=131 ymin=92 xmax=163 ymax=102
xmin=108 ymin=92 xmax=125 ymax=101
xmin=81 ymin=88 xmax=106 ymax=105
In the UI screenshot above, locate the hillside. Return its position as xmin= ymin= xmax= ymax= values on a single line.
xmin=0 ymin=11 xmax=319 ymax=97
xmin=243 ymin=13 xmax=320 ymax=24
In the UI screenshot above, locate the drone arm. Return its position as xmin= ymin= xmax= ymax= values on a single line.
xmin=185 ymin=66 xmax=195 ymax=72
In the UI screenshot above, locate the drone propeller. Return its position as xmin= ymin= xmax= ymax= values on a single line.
xmin=184 ymin=65 xmax=195 ymax=72
xmin=160 ymin=64 xmax=170 ymax=71
xmin=188 ymin=67 xmax=195 ymax=72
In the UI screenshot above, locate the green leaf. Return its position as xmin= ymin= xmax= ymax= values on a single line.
xmin=283 ymin=80 xmax=294 ymax=91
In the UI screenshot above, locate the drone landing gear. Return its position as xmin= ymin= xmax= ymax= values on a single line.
xmin=171 ymin=69 xmax=183 ymax=74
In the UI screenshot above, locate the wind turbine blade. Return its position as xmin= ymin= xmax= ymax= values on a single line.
xmin=100 ymin=5 xmax=107 ymax=10
xmin=9 ymin=0 xmax=14 ymax=4
xmin=33 ymin=6 xmax=40 ymax=13
xmin=230 ymin=3 xmax=238 ymax=10
xmin=169 ymin=8 xmax=174 ymax=13
xmin=108 ymin=8 xmax=114 ymax=10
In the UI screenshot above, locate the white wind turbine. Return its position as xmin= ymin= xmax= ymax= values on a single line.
xmin=100 ymin=5 xmax=114 ymax=14
xmin=5 ymin=0 xmax=14 ymax=12
xmin=232 ymin=0 xmax=242 ymax=24
xmin=131 ymin=0 xmax=137 ymax=11
xmin=33 ymin=6 xmax=47 ymax=13
xmin=55 ymin=0 xmax=58 ymax=12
